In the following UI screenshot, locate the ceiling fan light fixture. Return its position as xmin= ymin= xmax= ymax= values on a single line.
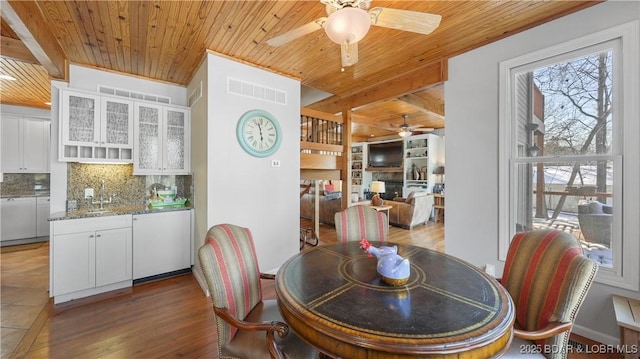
xmin=398 ymin=129 xmax=411 ymax=138
xmin=324 ymin=7 xmax=371 ymax=44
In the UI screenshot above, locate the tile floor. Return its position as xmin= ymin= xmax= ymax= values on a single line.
xmin=0 ymin=242 xmax=49 ymax=359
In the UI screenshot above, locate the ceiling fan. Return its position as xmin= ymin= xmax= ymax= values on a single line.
xmin=386 ymin=115 xmax=434 ymax=137
xmin=266 ymin=0 xmax=441 ymax=67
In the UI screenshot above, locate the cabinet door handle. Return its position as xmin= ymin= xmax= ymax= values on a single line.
xmin=89 ymin=235 xmax=94 ymax=238
xmin=96 ymin=234 xmax=101 ymax=238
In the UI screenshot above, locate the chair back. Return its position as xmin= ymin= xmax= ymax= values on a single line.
xmin=334 ymin=205 xmax=388 ymax=242
xmin=577 ymin=201 xmax=612 ymax=246
xmin=502 ymin=229 xmax=598 ymax=358
xmin=198 ymin=224 xmax=263 ymax=347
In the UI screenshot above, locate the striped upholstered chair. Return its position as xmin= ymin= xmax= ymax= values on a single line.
xmin=334 ymin=205 xmax=388 ymax=243
xmin=198 ymin=224 xmax=317 ymax=358
xmin=502 ymin=229 xmax=598 ymax=359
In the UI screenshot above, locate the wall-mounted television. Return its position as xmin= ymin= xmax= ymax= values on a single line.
xmin=368 ymin=141 xmax=403 ymax=167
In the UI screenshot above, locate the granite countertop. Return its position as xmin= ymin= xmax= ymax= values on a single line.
xmin=49 ymin=204 xmax=191 ymax=221
xmin=1 ymin=192 xmax=50 ymax=198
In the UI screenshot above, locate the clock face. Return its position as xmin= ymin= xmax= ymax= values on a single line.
xmin=236 ymin=110 xmax=282 ymax=157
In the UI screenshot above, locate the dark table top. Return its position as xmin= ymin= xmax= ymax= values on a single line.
xmin=276 ymin=242 xmax=514 ymax=358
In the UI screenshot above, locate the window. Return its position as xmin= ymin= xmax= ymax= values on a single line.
xmin=499 ymin=22 xmax=639 ymax=290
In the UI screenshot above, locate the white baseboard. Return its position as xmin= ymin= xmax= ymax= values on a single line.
xmin=572 ymin=323 xmax=619 ymax=346
xmin=191 ymin=262 xmax=209 ymax=297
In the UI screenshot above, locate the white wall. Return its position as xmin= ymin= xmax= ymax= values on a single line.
xmin=445 ymin=1 xmax=640 ymax=345
xmin=189 ymin=53 xmax=300 ymax=272
xmin=67 ymin=65 xmax=187 ymax=106
xmin=188 ymin=57 xmax=209 ymax=266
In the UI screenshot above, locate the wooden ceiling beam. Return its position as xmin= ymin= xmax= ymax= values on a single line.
xmin=3 ymin=0 xmax=67 ymax=80
xmin=398 ymin=93 xmax=445 ymax=119
xmin=0 ymin=35 xmax=38 ymax=63
xmin=307 ymin=59 xmax=447 ymax=115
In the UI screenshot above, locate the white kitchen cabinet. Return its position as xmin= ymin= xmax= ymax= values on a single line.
xmin=51 ymin=215 xmax=132 ymax=303
xmin=1 ymin=115 xmax=50 ymax=173
xmin=36 ymin=196 xmax=50 ymax=237
xmin=132 ymin=210 xmax=191 ymax=279
xmin=100 ymin=96 xmax=134 ymax=147
xmin=133 ymin=103 xmax=190 ymax=175
xmin=95 ymin=228 xmax=133 ymax=287
xmin=1 ymin=197 xmax=37 ymax=241
xmin=60 ymin=90 xmax=133 ymax=162
xmin=52 ymin=231 xmax=96 ymax=295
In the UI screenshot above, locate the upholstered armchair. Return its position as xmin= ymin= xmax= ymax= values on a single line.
xmin=577 ymin=201 xmax=612 ymax=247
xmin=388 ymin=192 xmax=434 ymax=229
xmin=502 ymin=229 xmax=598 ymax=359
xmin=334 ymin=205 xmax=388 ymax=242
xmin=198 ymin=224 xmax=317 ymax=358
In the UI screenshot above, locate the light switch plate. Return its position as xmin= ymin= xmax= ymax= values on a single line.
xmin=84 ymin=188 xmax=94 ymax=199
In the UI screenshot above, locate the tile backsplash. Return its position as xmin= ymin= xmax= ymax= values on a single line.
xmin=1 ymin=165 xmax=192 ymax=209
xmin=68 ymin=163 xmax=192 ymax=210
xmin=0 ymin=173 xmax=50 ymax=196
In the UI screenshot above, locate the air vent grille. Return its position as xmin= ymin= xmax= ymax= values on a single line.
xmin=227 ymin=78 xmax=287 ymax=105
xmin=188 ymin=81 xmax=202 ymax=107
xmin=98 ymin=85 xmax=172 ymax=104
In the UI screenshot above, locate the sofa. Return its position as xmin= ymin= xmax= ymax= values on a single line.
xmin=387 ymin=192 xmax=434 ymax=229
xmin=300 ymin=191 xmax=343 ymax=226
xmin=577 ymin=201 xmax=612 ymax=247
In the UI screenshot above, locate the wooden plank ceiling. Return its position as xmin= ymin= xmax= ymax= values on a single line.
xmin=0 ymin=0 xmax=600 ymax=140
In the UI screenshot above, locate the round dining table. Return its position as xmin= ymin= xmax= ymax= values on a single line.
xmin=276 ymin=241 xmax=515 ymax=358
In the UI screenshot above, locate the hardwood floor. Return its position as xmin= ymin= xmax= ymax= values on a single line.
xmin=0 ymin=220 xmax=442 ymax=359
xmin=0 ymin=241 xmax=49 ymax=359
xmin=301 ymin=218 xmax=445 ymax=251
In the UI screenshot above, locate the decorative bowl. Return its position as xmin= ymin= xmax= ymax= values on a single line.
xmin=157 ymin=190 xmax=176 ymax=202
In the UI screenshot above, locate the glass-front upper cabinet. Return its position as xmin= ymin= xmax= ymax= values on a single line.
xmin=164 ymin=107 xmax=189 ymax=173
xmin=134 ymin=103 xmax=162 ymax=173
xmin=61 ymin=91 xmax=101 ymax=146
xmin=133 ymin=103 xmax=190 ymax=175
xmin=101 ymin=97 xmax=134 ymax=148
xmin=59 ymin=90 xmax=134 ymax=162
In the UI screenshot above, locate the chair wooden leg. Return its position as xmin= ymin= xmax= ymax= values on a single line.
xmin=621 ymin=327 xmax=639 ymax=359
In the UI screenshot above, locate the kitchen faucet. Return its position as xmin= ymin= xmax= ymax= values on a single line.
xmin=92 ymin=179 xmax=115 ymax=210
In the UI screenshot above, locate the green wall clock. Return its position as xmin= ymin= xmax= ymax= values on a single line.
xmin=236 ymin=109 xmax=282 ymax=158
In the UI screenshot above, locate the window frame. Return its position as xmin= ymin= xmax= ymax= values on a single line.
xmin=498 ymin=21 xmax=639 ymax=290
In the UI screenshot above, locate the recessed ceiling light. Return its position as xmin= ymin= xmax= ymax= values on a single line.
xmin=0 ymin=74 xmax=17 ymax=81
xmin=45 ymin=102 xmax=52 ymax=106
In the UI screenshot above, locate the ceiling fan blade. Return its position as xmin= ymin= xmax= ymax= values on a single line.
xmin=266 ymin=18 xmax=327 ymax=46
xmin=341 ymin=41 xmax=359 ymax=67
xmin=413 ymin=128 xmax=435 ymax=132
xmin=369 ymin=7 xmax=441 ymax=35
